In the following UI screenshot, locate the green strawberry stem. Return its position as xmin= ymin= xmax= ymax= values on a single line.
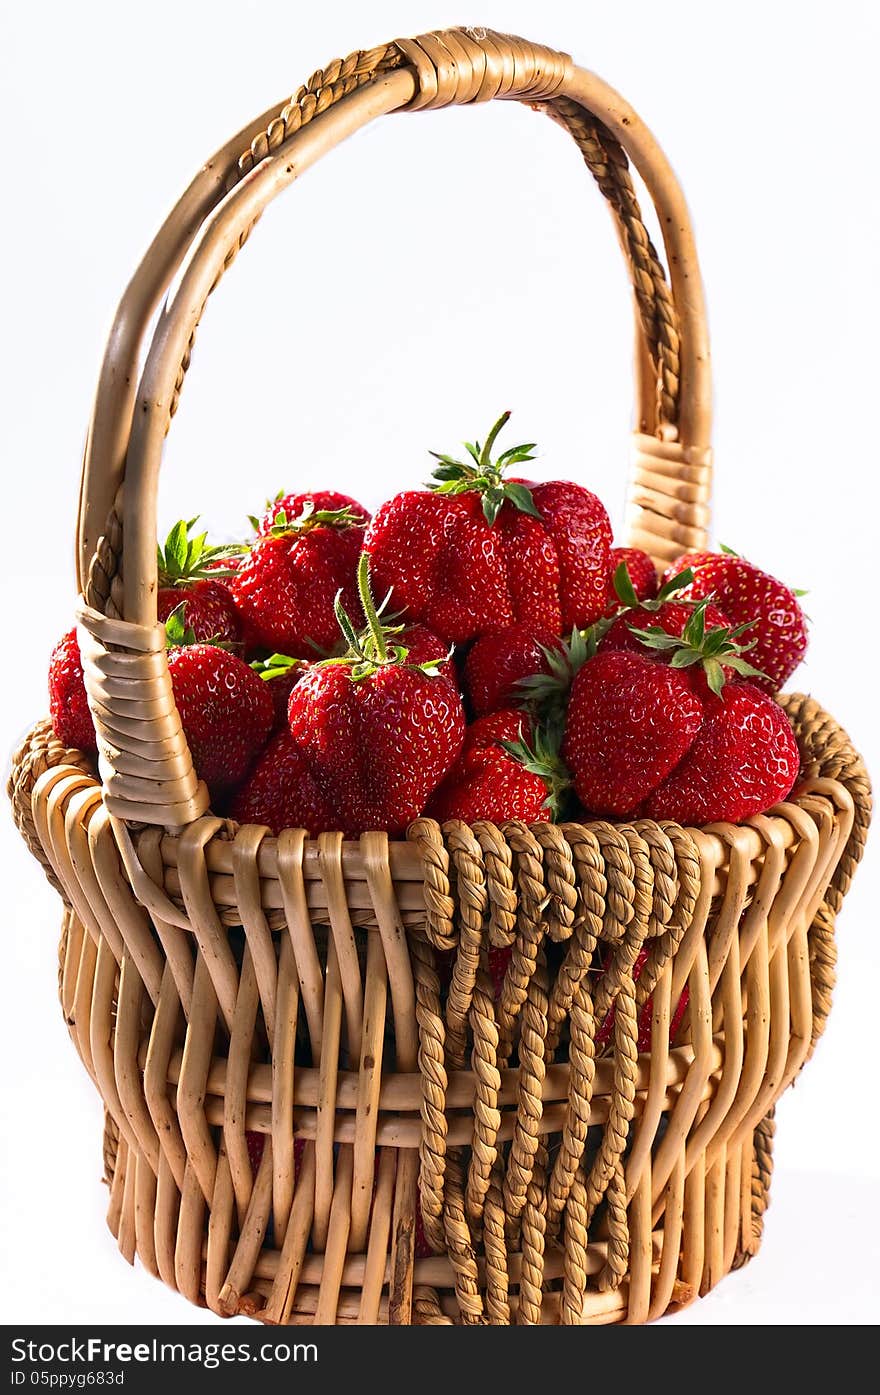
xmin=428 ymin=411 xmax=540 ymax=526
xmin=357 ymin=553 xmax=388 ymax=662
xmin=329 ymin=554 xmax=452 ymax=682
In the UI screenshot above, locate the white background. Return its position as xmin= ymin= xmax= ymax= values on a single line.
xmin=2 ymin=0 xmax=878 ymax=1326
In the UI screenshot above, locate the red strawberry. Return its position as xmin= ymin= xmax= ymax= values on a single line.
xmin=246 ymin=1130 xmax=265 ymax=1175
xmin=229 ymin=730 xmax=335 ymax=835
xmin=48 ymin=629 xmax=96 ymax=754
xmin=286 ymin=557 xmax=465 ymax=837
xmin=255 ymin=490 xmax=368 ymax=536
xmin=463 ymin=624 xmax=564 ymax=717
xmin=414 ymin=1200 xmax=435 ymax=1259
xmin=230 ymin=501 xmax=366 ymax=657
xmin=603 ymin=546 xmax=658 ymax=612
xmin=167 ymin=631 xmax=273 ymax=798
xmin=563 ymin=650 xmax=705 ymax=816
xmin=246 ymin=1131 xmax=306 ymax=1180
xmin=156 ymin=519 xmax=245 ymax=644
xmin=395 ymin=624 xmax=455 ymax=686
xmin=563 ymin=606 xmax=798 ymax=822
xmin=425 ymin=710 xmax=568 ymax=823
xmin=643 ymin=683 xmax=800 ymax=823
xmin=663 ymin=549 xmax=808 ymax=691
xmin=250 ymin=654 xmax=309 ymax=731
xmin=364 ymin=413 xmax=612 ymax=645
xmin=488 ymin=946 xmax=512 ymax=1002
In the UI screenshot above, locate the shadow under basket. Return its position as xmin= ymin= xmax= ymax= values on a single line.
xmin=9 ymin=28 xmax=872 ymax=1324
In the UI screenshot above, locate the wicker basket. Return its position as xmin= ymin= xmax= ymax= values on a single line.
xmin=9 ymin=27 xmax=871 ymax=1326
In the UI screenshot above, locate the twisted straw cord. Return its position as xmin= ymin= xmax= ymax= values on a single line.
xmin=442 ymin=822 xmax=487 ymax=1069
xmin=561 ymin=1168 xmax=590 ymax=1325
xmin=84 ymin=488 xmax=124 ymax=617
xmin=472 ymin=820 xmax=518 ymax=946
xmin=630 ymin=821 xmax=697 ymax=1008
xmin=735 ymin=1107 xmax=776 ymax=1266
xmin=7 ymin=718 xmax=93 ymax=892
xmin=805 ymin=902 xmax=837 ymax=1053
xmin=779 ymin=693 xmax=871 ymax=915
xmin=482 ymin=1165 xmax=511 ymax=1325
xmin=531 ymin=822 xmax=579 ymax=941
xmin=545 ymin=825 xmax=606 ymax=1057
xmin=442 ymin=1154 xmax=485 ymax=1324
xmin=597 ymin=1157 xmax=629 ymax=1291
xmin=547 ymin=930 xmax=598 ymax=1219
xmin=497 ymin=821 xmax=547 ymax=1060
xmin=410 ymin=931 xmax=448 ymax=1254
xmin=544 ymin=97 xmax=681 ymax=427
xmin=465 ymin=961 xmax=502 ymax=1226
xmin=592 ymin=821 xmax=637 ymax=945
xmin=752 ymin=1109 xmax=775 ymax=1225
xmin=407 ymin=819 xmax=457 ymax=949
xmin=583 ymin=942 xmax=640 ymax=1225
xmin=412 ymin=1286 xmax=454 ymax=1325
xmin=517 ymin=1143 xmax=548 ymax=1326
xmin=102 ymin=1110 xmax=120 ymax=1188
xmin=503 ymin=952 xmax=549 ymax=1221
xmin=232 ymin=45 xmax=404 ymax=185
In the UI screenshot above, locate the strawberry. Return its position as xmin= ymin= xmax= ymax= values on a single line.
xmin=563 ymin=649 xmax=706 ymax=817
xmin=364 ymin=412 xmax=612 ymax=645
xmin=286 ymin=556 xmax=465 ymax=837
xmin=156 ymin=519 xmax=245 ymax=644
xmin=603 ymin=547 xmax=657 ymax=611
xmin=230 ymin=500 xmax=366 ymax=657
xmin=250 ymin=654 xmax=309 ymax=731
xmin=663 ymin=548 xmax=808 ymax=691
xmin=246 ymin=1131 xmax=306 ymax=1180
xmin=392 ymin=624 xmax=455 ymax=686
xmin=643 ymin=683 xmax=800 ymax=823
xmin=165 ymin=612 xmax=273 ymax=798
xmin=425 ymin=710 xmax=570 ymax=823
xmin=563 ymin=605 xmax=797 ymax=822
xmin=48 ymin=629 xmax=96 ymax=754
xmin=463 ymin=624 xmax=564 ymax=717
xmin=229 ymin=730 xmax=335 ymax=835
xmin=254 ymin=490 xmax=368 ymax=536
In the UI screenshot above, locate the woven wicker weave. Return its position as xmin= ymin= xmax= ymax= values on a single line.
xmin=9 ymin=28 xmax=871 ymax=1325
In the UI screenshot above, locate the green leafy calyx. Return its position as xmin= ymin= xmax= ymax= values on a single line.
xmin=428 ymin=411 xmax=540 ymax=526
xmin=628 ymin=601 xmax=768 ymax=696
xmin=250 ymin=653 xmax=303 ymax=682
xmin=163 ymin=602 xmax=198 ymax=650
xmin=157 ymin=517 xmax=247 ymax=585
xmin=256 ymin=500 xmax=365 ymax=538
xmin=501 ymin=722 xmax=575 ymax=821
xmin=325 ymin=554 xmax=452 ymax=683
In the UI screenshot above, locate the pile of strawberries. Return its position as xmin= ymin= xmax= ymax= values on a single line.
xmin=49 ymin=413 xmax=808 ymax=837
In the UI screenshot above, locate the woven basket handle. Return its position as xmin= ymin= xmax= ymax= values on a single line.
xmin=75 ymin=28 xmax=713 ymax=829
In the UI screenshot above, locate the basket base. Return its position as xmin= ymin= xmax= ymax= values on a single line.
xmin=99 ymin=1108 xmax=773 ymax=1326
